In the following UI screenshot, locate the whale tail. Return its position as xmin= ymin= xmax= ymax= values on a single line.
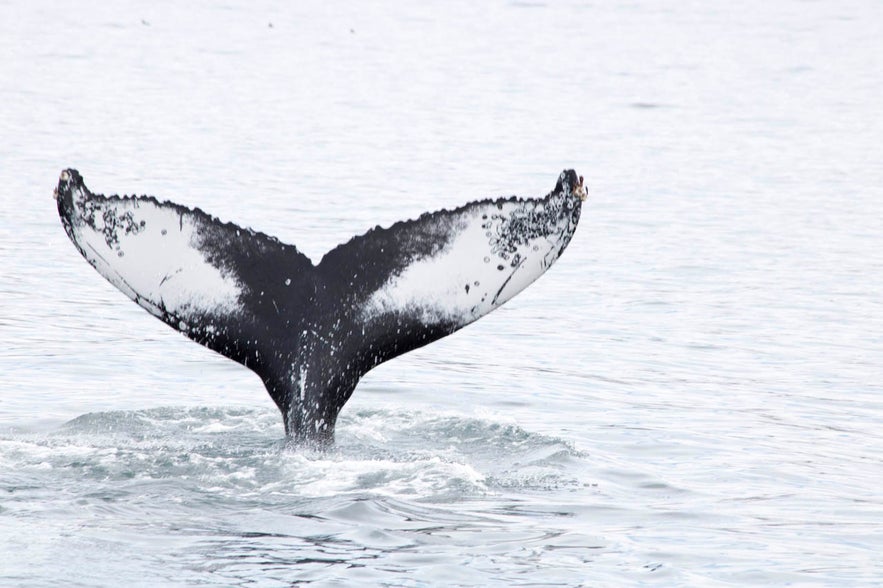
xmin=56 ymin=169 xmax=585 ymax=443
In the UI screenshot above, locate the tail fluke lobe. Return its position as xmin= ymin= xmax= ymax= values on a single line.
xmin=319 ymin=169 xmax=585 ymax=369
xmin=54 ymin=169 xmax=315 ymax=371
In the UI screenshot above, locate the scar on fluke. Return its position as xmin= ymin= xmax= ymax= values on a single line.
xmin=56 ymin=169 xmax=587 ymax=444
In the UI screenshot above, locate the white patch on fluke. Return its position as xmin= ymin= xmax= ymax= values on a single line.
xmin=361 ymin=198 xmax=569 ymax=327
xmin=67 ymin=185 xmax=243 ymax=320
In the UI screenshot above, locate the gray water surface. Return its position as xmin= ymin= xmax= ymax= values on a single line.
xmin=2 ymin=0 xmax=882 ymax=585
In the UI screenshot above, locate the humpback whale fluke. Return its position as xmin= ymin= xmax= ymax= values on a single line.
xmin=55 ymin=169 xmax=586 ymax=444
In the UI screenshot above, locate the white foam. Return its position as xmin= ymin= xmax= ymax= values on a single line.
xmin=278 ymin=453 xmax=489 ymax=498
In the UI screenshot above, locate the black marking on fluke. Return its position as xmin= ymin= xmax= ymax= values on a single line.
xmin=55 ymin=169 xmax=585 ymax=445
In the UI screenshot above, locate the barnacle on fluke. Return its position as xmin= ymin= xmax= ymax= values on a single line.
xmin=80 ymin=197 xmax=147 ymax=250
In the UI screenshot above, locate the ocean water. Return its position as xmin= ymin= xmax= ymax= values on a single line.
xmin=2 ymin=0 xmax=882 ymax=585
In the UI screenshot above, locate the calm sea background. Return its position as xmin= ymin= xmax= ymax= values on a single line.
xmin=2 ymin=0 xmax=882 ymax=585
